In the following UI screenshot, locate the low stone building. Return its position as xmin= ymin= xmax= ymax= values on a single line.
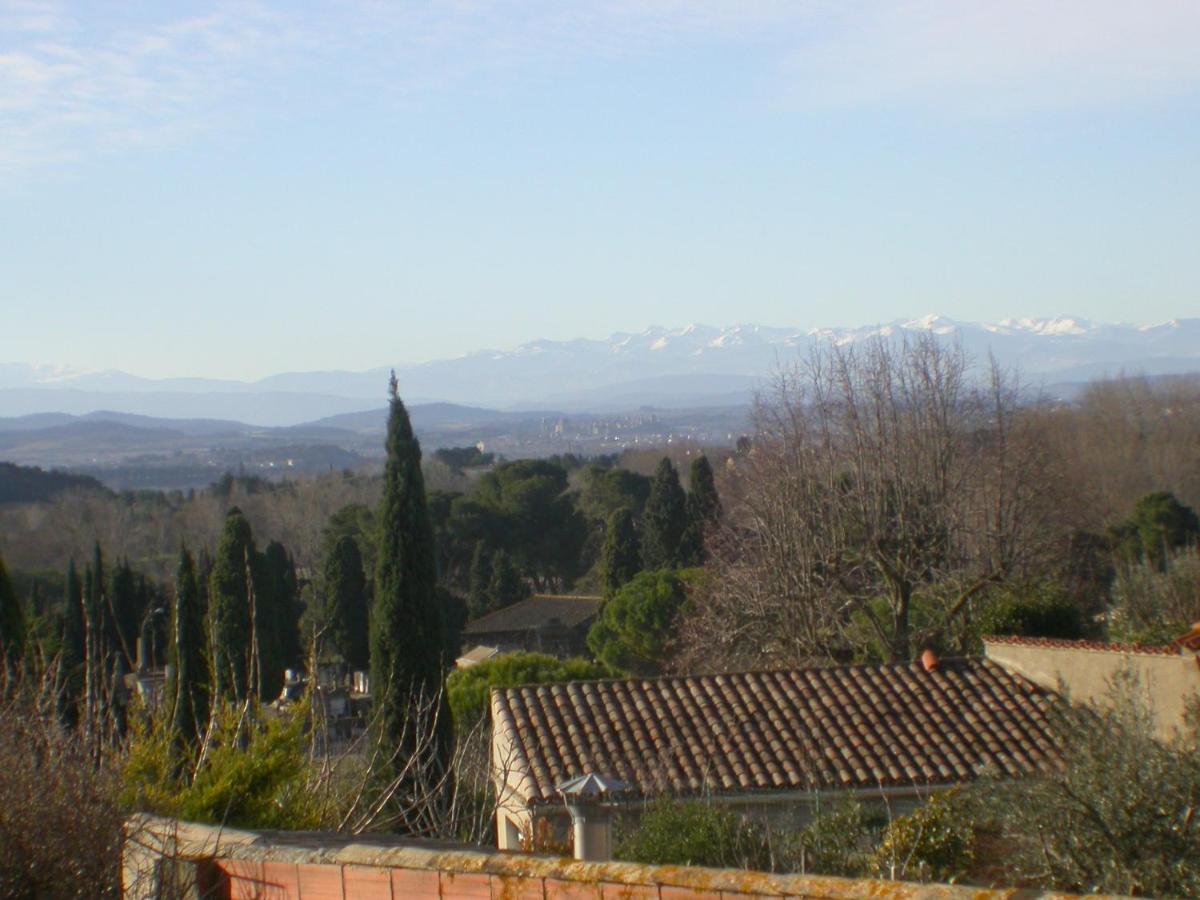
xmin=461 ymin=594 xmax=601 ymax=660
xmin=490 ymin=655 xmax=1060 ymax=849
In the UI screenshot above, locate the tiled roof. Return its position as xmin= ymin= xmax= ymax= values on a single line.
xmin=493 ymin=659 xmax=1060 ymax=805
xmin=464 ymin=595 xmax=601 ymax=635
xmin=982 ymin=634 xmax=1181 ymax=656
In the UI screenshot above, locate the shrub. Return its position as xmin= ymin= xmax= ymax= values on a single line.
xmin=976 ymin=583 xmax=1084 ymax=641
xmin=795 ymin=799 xmax=879 ymax=877
xmin=122 ymin=698 xmax=323 ymax=830
xmin=615 ymin=798 xmax=772 ymax=870
xmin=1107 ymin=547 xmax=1200 ymax=645
xmin=975 ymin=671 xmax=1200 ymax=897
xmin=0 ymin=684 xmax=123 ymax=898
xmin=871 ymin=790 xmax=974 ymax=883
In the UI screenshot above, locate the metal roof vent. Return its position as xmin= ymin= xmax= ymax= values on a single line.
xmin=556 ymin=773 xmax=629 ymax=862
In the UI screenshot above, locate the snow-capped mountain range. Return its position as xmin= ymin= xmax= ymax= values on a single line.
xmin=3 ymin=316 xmax=1199 ymax=425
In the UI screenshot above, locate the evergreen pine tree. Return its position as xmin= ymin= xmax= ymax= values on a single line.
xmin=166 ymin=547 xmax=209 ymax=758
xmin=323 ymin=535 xmax=369 ymax=670
xmin=371 ymin=373 xmax=451 ymax=783
xmin=210 ymin=508 xmax=255 ymax=703
xmin=487 ymin=549 xmax=529 ymax=612
xmin=641 ymin=457 xmax=688 ymax=570
xmin=602 ymin=507 xmax=642 ymax=597
xmin=0 ymin=554 xmax=25 ymax=670
xmin=467 ymin=542 xmax=492 ymax=620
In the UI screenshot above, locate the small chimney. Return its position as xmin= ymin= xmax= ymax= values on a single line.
xmin=921 ymin=648 xmax=938 ymax=672
xmin=556 ymin=773 xmax=629 ymax=862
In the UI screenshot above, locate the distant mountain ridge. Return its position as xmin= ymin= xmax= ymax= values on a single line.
xmin=5 ymin=316 xmax=1199 ymax=425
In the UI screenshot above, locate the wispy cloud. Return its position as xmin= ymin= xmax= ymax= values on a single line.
xmin=781 ymin=0 xmax=1200 ymax=112
xmin=2 ymin=0 xmax=1197 ymax=178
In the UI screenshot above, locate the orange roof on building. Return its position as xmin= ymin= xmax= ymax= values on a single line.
xmin=493 ymin=658 xmax=1060 ymax=805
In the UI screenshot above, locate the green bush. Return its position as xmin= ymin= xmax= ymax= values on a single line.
xmin=615 ymin=798 xmax=772 ymax=870
xmin=977 ymin=583 xmax=1084 ymax=641
xmin=795 ymin=799 xmax=879 ymax=877
xmin=446 ymin=652 xmax=610 ymax=732
xmin=122 ymin=699 xmax=322 ymax=830
xmin=871 ymin=791 xmax=974 ymax=883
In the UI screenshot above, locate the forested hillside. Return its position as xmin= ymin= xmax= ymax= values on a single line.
xmin=0 ymin=462 xmax=107 ymax=505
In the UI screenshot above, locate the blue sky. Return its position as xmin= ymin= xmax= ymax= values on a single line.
xmin=2 ymin=0 xmax=1198 ymax=380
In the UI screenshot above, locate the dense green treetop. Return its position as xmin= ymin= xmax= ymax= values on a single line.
xmin=588 ymin=569 xmax=696 ymax=676
xmin=578 ymin=466 xmax=652 ymax=525
xmin=601 ymin=507 xmax=642 ymax=598
xmin=1112 ymin=491 xmax=1200 ymax=568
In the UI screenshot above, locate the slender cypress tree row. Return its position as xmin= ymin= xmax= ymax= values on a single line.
xmin=209 ymin=508 xmax=254 ymax=703
xmin=641 ymin=457 xmax=688 ymax=570
xmin=323 ymin=534 xmax=369 ymax=671
xmin=371 ymin=372 xmax=451 ymax=786
xmin=602 ymin=507 xmax=642 ymax=597
xmin=166 ymin=547 xmax=209 ymax=757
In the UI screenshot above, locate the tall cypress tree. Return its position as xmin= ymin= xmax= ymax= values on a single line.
xmin=108 ymin=558 xmax=144 ymax=670
xmin=466 ymin=542 xmax=492 ymax=620
xmin=602 ymin=507 xmax=642 ymax=597
xmin=83 ymin=542 xmax=112 ymax=725
xmin=680 ymin=455 xmax=721 ymax=566
xmin=210 ymin=508 xmax=254 ymax=703
xmin=166 ymin=547 xmax=209 ymax=757
xmin=59 ymin=560 xmax=85 ymax=726
xmin=641 ymin=457 xmax=688 ymax=570
xmin=0 ymin=554 xmax=25 ymax=671
xmin=250 ymin=542 xmax=289 ymax=702
xmin=323 ymin=534 xmax=369 ymax=670
xmin=262 ymin=541 xmax=303 ymax=672
xmin=371 ymin=373 xmax=451 ymax=784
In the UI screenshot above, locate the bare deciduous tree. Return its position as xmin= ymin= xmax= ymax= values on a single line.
xmin=682 ymin=335 xmax=1058 ymax=667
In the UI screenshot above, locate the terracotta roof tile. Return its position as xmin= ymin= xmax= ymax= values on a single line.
xmin=493 ymin=659 xmax=1060 ymax=805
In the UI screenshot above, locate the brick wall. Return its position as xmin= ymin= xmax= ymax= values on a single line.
xmin=123 ymin=815 xmax=1118 ymax=900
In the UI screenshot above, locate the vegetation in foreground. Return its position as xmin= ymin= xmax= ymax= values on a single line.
xmin=2 ymin=351 xmax=1200 ymax=896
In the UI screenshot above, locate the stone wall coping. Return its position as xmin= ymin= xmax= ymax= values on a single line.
xmin=125 ymin=814 xmax=1123 ymax=899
